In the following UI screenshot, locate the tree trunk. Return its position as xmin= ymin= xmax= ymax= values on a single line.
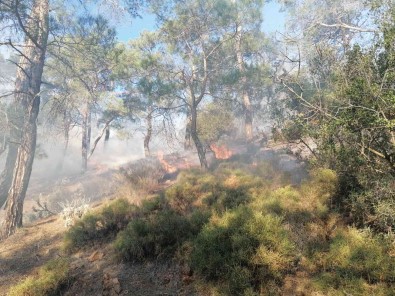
xmin=81 ymin=102 xmax=91 ymax=173
xmin=104 ymin=127 xmax=110 ymax=142
xmin=184 ymin=112 xmax=193 ymax=150
xmin=0 ymin=104 xmax=23 ymax=208
xmin=144 ymin=109 xmax=153 ymax=157
xmin=0 ymin=145 xmax=17 ymax=209
xmin=3 ymin=0 xmax=49 ymax=237
xmin=56 ymin=111 xmax=71 ymax=172
xmin=235 ymin=23 xmax=253 ymax=141
xmin=190 ymin=105 xmax=208 ymax=169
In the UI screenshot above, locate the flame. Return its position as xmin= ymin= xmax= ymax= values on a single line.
xmin=157 ymin=151 xmax=178 ymax=173
xmin=210 ymin=144 xmax=233 ymax=160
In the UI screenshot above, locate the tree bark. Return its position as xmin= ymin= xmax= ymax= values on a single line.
xmin=104 ymin=127 xmax=110 ymax=142
xmin=3 ymin=0 xmax=49 ymax=238
xmin=0 ymin=104 xmax=23 ymax=208
xmin=235 ymin=23 xmax=253 ymax=141
xmin=81 ymin=102 xmax=91 ymax=173
xmin=144 ymin=108 xmax=153 ymax=157
xmin=56 ymin=110 xmax=71 ymax=172
xmin=0 ymin=145 xmax=17 ymax=209
xmin=190 ymin=104 xmax=208 ymax=169
xmin=184 ymin=111 xmax=193 ymax=150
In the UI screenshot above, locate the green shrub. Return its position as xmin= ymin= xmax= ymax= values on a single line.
xmin=204 ymin=186 xmax=250 ymax=213
xmin=8 ymin=258 xmax=70 ymax=296
xmin=64 ymin=198 xmax=134 ymax=252
xmin=114 ymin=192 xmax=211 ymax=261
xmin=314 ymin=227 xmax=395 ymax=283
xmin=312 ymin=272 xmax=394 ymax=296
xmin=347 ymin=179 xmax=395 ymax=232
xmin=191 ymin=207 xmax=296 ymax=295
xmin=165 ymin=182 xmax=202 ymax=214
xmin=114 ymin=208 xmax=196 ymax=261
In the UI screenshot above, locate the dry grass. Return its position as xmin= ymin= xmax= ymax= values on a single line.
xmin=0 ymin=216 xmax=65 ymax=295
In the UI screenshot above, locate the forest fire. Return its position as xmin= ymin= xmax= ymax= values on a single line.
xmin=210 ymin=144 xmax=233 ymax=160
xmin=157 ymin=151 xmax=178 ymax=173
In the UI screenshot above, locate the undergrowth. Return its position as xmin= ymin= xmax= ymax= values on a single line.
xmin=62 ymin=159 xmax=395 ymax=295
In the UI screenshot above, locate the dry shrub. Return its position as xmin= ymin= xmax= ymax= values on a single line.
xmin=120 ymin=157 xmax=166 ymax=192
xmin=58 ymin=196 xmax=90 ymax=228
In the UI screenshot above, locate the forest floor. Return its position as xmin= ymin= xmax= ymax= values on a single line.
xmin=0 ymin=143 xmax=307 ymax=296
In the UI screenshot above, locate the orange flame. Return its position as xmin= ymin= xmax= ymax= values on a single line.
xmin=210 ymin=144 xmax=233 ymax=160
xmin=157 ymin=151 xmax=178 ymax=173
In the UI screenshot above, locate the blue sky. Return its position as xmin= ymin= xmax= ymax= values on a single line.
xmin=115 ymin=1 xmax=285 ymax=42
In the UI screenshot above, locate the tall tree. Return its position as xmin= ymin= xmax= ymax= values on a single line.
xmin=112 ymin=32 xmax=179 ymax=157
xmin=44 ymin=15 xmax=118 ymax=172
xmin=0 ymin=0 xmax=142 ymax=237
xmin=2 ymin=0 xmax=49 ymax=237
xmin=151 ymin=0 xmax=237 ymax=168
xmin=232 ymin=0 xmax=264 ymax=141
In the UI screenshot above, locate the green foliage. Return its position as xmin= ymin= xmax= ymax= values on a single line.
xmin=191 ymin=207 xmax=295 ymax=295
xmin=114 ymin=206 xmax=194 ymax=261
xmin=63 ymin=198 xmax=134 ymax=252
xmin=113 ymin=162 xmax=272 ymax=263
xmin=310 ymin=228 xmax=395 ymax=295
xmin=114 ymin=189 xmax=213 ymax=261
xmin=323 ymin=228 xmax=394 ymax=281
xmin=8 ymin=258 xmax=70 ymax=296
xmin=113 ymin=162 xmax=302 ymax=294
xmin=197 ymin=102 xmax=235 ymax=145
xmin=312 ymin=272 xmax=393 ymax=296
xmin=347 ymin=179 xmax=395 ymax=232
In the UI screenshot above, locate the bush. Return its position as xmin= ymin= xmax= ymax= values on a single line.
xmin=114 ymin=190 xmax=212 ymax=261
xmin=312 ymin=272 xmax=392 ymax=296
xmin=314 ymin=228 xmax=395 ymax=283
xmin=63 ymin=198 xmax=134 ymax=252
xmin=120 ymin=158 xmax=166 ymax=192
xmin=114 ymin=208 xmax=193 ymax=261
xmin=347 ymin=179 xmax=395 ymax=232
xmin=191 ymin=207 xmax=296 ymax=295
xmin=8 ymin=258 xmax=70 ymax=296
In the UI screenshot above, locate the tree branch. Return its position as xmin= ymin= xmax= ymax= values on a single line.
xmin=316 ymin=22 xmax=376 ymax=33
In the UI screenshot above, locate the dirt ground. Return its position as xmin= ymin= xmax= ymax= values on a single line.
xmin=0 ymin=209 xmax=198 ymax=296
